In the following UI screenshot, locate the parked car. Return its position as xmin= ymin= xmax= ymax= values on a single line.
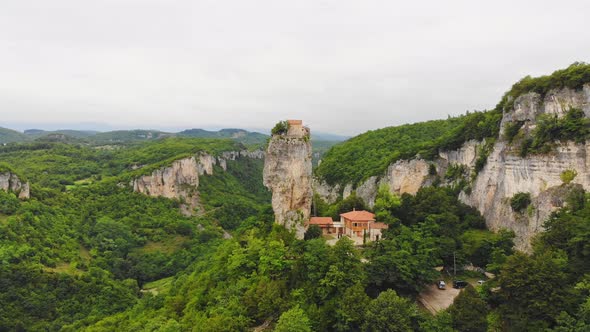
xmin=477 ymin=280 xmax=485 ymax=285
xmin=453 ymin=280 xmax=468 ymax=289
xmin=438 ymin=280 xmax=446 ymax=289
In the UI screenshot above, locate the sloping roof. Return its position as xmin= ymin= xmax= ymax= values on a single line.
xmin=372 ymin=222 xmax=389 ymax=229
xmin=309 ymin=217 xmax=334 ymax=226
xmin=340 ymin=210 xmax=375 ymax=221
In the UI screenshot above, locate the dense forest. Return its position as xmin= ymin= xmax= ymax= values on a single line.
xmin=1 ymin=63 xmax=590 ymax=331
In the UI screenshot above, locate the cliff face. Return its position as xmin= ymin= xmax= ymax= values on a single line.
xmin=314 ymin=85 xmax=590 ymax=251
xmin=314 ymin=140 xmax=482 ymax=208
xmin=461 ymin=85 xmax=590 ymax=251
xmin=132 ymin=150 xmax=263 ymax=216
xmin=263 ymin=124 xmax=313 ymax=239
xmin=0 ymin=172 xmax=30 ymax=199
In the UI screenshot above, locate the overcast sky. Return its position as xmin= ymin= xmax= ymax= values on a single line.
xmin=1 ymin=0 xmax=589 ymax=135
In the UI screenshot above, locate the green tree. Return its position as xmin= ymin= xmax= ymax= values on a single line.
xmin=448 ymin=286 xmax=488 ymax=332
xmin=271 ymin=121 xmax=290 ymax=136
xmin=498 ymin=251 xmax=572 ymax=330
xmin=510 ymin=192 xmax=531 ymax=212
xmin=304 ymin=225 xmax=322 ymax=240
xmin=374 ymin=184 xmax=401 ymax=225
xmin=334 ymin=283 xmax=370 ymax=331
xmin=362 ymin=289 xmax=418 ymax=332
xmin=367 ymin=222 xmax=440 ymax=293
xmin=319 ymin=237 xmax=365 ymax=300
xmin=275 ymin=306 xmax=312 ymax=332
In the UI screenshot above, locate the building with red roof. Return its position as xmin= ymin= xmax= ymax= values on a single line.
xmin=307 ymin=209 xmax=388 ymax=243
xmin=307 ymin=217 xmax=342 ymax=236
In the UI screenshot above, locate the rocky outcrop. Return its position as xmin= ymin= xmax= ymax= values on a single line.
xmin=314 ymin=85 xmax=590 ymax=251
xmin=313 ymin=179 xmax=341 ymax=204
xmin=461 ymin=85 xmax=590 ymax=251
xmin=314 ymin=139 xmax=485 ymax=208
xmin=263 ymin=122 xmax=312 ymax=239
xmin=133 ymin=150 xmax=263 ymax=216
xmin=0 ymin=172 xmax=30 ymax=199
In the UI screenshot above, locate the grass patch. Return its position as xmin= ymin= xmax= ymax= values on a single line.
xmin=139 ymin=235 xmax=188 ymax=254
xmin=66 ymin=178 xmax=93 ymax=191
xmin=0 ymin=213 xmax=8 ymax=225
xmin=79 ymin=245 xmax=91 ymax=261
xmin=142 ymin=276 xmax=175 ymax=295
xmin=43 ymin=262 xmax=83 ymax=276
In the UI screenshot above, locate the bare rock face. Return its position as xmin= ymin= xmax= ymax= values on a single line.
xmin=462 ymin=146 xmax=590 ymax=251
xmin=0 ymin=172 xmax=30 ymax=199
xmin=133 ymin=150 xmax=263 ymax=216
xmin=384 ymin=159 xmax=431 ymax=195
xmin=263 ymin=122 xmax=312 ymax=239
xmin=132 ymin=156 xmax=203 ymax=215
xmin=312 ymin=179 xmax=341 ymax=204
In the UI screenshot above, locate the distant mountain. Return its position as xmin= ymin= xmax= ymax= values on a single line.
xmin=24 ymin=129 xmax=100 ymax=139
xmin=34 ymin=133 xmax=87 ymax=144
xmin=2 ymin=126 xmax=346 ymax=149
xmin=178 ymin=128 xmax=268 ymax=146
xmin=91 ymin=130 xmax=173 ymax=144
xmin=311 ymin=132 xmax=350 ymax=141
xmin=0 ymin=127 xmax=30 ymax=144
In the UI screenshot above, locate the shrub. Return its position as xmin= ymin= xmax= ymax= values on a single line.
xmin=560 ymin=169 xmax=578 ymax=184
xmin=510 ymin=192 xmax=531 ymax=212
xmin=445 ymin=164 xmax=468 ymax=181
xmin=474 ymin=139 xmax=495 ymax=174
xmin=304 ymin=225 xmax=322 ymax=240
xmin=271 ymin=121 xmax=289 ymax=136
xmin=503 ymin=121 xmax=524 ymax=143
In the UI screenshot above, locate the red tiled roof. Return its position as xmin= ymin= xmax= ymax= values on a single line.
xmin=340 ymin=210 xmax=375 ymax=221
xmin=372 ymin=222 xmax=389 ymax=229
xmin=309 ymin=217 xmax=334 ymax=226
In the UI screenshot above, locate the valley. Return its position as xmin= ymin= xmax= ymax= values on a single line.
xmin=0 ymin=63 xmax=589 ymax=331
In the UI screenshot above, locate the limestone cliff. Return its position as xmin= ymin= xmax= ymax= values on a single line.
xmin=0 ymin=172 xmax=30 ymax=199
xmin=461 ymin=85 xmax=590 ymax=251
xmin=314 ymin=140 xmax=481 ymax=208
xmin=263 ymin=121 xmax=313 ymax=239
xmin=314 ymin=84 xmax=590 ymax=251
xmin=132 ymin=150 xmax=263 ymax=216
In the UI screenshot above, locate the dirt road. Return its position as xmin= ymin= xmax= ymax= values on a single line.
xmin=418 ymin=284 xmax=461 ymax=314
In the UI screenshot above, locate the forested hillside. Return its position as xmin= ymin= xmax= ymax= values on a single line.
xmin=315 ymin=110 xmax=502 ymax=186
xmin=1 ymin=63 xmax=589 ymax=331
xmin=0 ymin=137 xmax=270 ymax=330
xmin=0 ymin=127 xmax=30 ymax=144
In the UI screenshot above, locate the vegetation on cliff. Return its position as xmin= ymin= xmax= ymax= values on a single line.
xmin=518 ymin=107 xmax=590 ymax=156
xmin=497 ymin=62 xmax=590 ymax=111
xmin=315 ymin=110 xmax=501 ymax=186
